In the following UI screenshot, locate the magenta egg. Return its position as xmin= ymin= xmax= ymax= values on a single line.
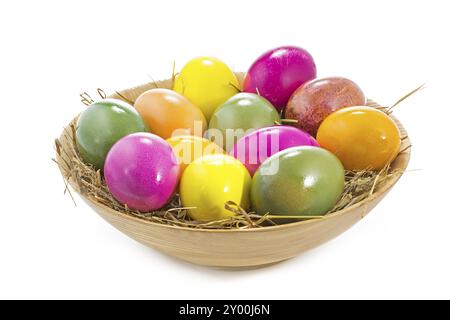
xmin=104 ymin=133 xmax=180 ymax=211
xmin=243 ymin=46 xmax=317 ymax=110
xmin=230 ymin=126 xmax=319 ymax=175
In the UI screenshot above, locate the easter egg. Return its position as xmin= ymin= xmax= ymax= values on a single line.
xmin=251 ymin=146 xmax=344 ymax=217
xmin=285 ymin=77 xmax=366 ymax=136
xmin=180 ymin=154 xmax=251 ymax=221
xmin=243 ymin=46 xmax=317 ymax=110
xmin=208 ymin=93 xmax=280 ymax=151
xmin=76 ymin=99 xmax=147 ymax=170
xmin=231 ymin=126 xmax=319 ymax=176
xmin=173 ymin=57 xmax=240 ymax=120
xmin=317 ymin=106 xmax=401 ymax=170
xmin=134 ymin=88 xmax=206 ymax=139
xmin=166 ymin=135 xmax=224 ymax=175
xmin=104 ymin=133 xmax=180 ymax=211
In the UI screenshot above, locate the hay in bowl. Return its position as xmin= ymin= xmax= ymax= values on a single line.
xmin=54 ymin=74 xmax=412 ymax=268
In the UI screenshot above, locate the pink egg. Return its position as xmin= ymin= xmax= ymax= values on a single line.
xmin=104 ymin=133 xmax=180 ymax=211
xmin=243 ymin=46 xmax=317 ymax=111
xmin=230 ymin=126 xmax=319 ymax=175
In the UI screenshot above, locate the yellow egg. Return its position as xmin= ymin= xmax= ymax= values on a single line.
xmin=166 ymin=135 xmax=224 ymax=175
xmin=180 ymin=154 xmax=251 ymax=221
xmin=173 ymin=57 xmax=240 ymax=120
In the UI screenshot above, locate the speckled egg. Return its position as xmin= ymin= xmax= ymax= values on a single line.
xmin=285 ymin=77 xmax=366 ymax=136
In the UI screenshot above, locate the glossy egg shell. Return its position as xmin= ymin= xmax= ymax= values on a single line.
xmin=180 ymin=154 xmax=251 ymax=221
xmin=285 ymin=77 xmax=366 ymax=136
xmin=173 ymin=57 xmax=240 ymax=120
xmin=134 ymin=88 xmax=206 ymax=139
xmin=317 ymin=106 xmax=401 ymax=170
xmin=208 ymin=93 xmax=280 ymax=151
xmin=166 ymin=135 xmax=224 ymax=175
xmin=243 ymin=46 xmax=317 ymax=110
xmin=104 ymin=133 xmax=180 ymax=211
xmin=76 ymin=99 xmax=147 ymax=170
xmin=251 ymin=146 xmax=345 ymax=217
xmin=230 ymin=126 xmax=319 ymax=176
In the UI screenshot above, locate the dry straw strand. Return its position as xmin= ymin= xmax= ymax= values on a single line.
xmin=114 ymin=91 xmax=135 ymax=105
xmin=80 ymin=92 xmax=94 ymax=106
xmin=147 ymin=74 xmax=160 ymax=88
xmin=97 ymin=88 xmax=107 ymax=99
xmin=386 ymin=83 xmax=425 ymax=114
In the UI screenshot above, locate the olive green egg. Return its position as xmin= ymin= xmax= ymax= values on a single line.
xmin=251 ymin=146 xmax=345 ymax=217
xmin=76 ymin=99 xmax=147 ymax=170
xmin=208 ymin=93 xmax=280 ymax=151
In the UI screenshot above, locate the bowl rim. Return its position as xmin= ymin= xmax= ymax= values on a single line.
xmin=59 ymin=113 xmax=410 ymax=234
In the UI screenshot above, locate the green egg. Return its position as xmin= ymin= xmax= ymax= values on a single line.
xmin=208 ymin=93 xmax=280 ymax=151
xmin=76 ymin=99 xmax=147 ymax=170
xmin=251 ymin=146 xmax=345 ymax=217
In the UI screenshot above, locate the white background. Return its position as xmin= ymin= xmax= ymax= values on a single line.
xmin=1 ymin=0 xmax=449 ymax=299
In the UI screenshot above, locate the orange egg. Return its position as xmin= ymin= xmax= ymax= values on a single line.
xmin=317 ymin=106 xmax=401 ymax=170
xmin=166 ymin=135 xmax=224 ymax=174
xmin=134 ymin=88 xmax=207 ymax=139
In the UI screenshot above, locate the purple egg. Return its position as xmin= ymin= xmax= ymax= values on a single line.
xmin=243 ymin=46 xmax=317 ymax=111
xmin=104 ymin=133 xmax=180 ymax=211
xmin=230 ymin=126 xmax=319 ymax=175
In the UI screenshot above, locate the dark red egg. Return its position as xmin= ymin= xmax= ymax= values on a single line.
xmin=285 ymin=77 xmax=366 ymax=136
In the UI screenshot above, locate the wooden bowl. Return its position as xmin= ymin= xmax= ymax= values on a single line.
xmin=56 ymin=75 xmax=411 ymax=268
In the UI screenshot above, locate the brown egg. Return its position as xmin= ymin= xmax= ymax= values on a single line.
xmin=285 ymin=77 xmax=366 ymax=136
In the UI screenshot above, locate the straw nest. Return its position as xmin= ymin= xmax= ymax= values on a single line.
xmin=54 ymin=80 xmax=418 ymax=230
